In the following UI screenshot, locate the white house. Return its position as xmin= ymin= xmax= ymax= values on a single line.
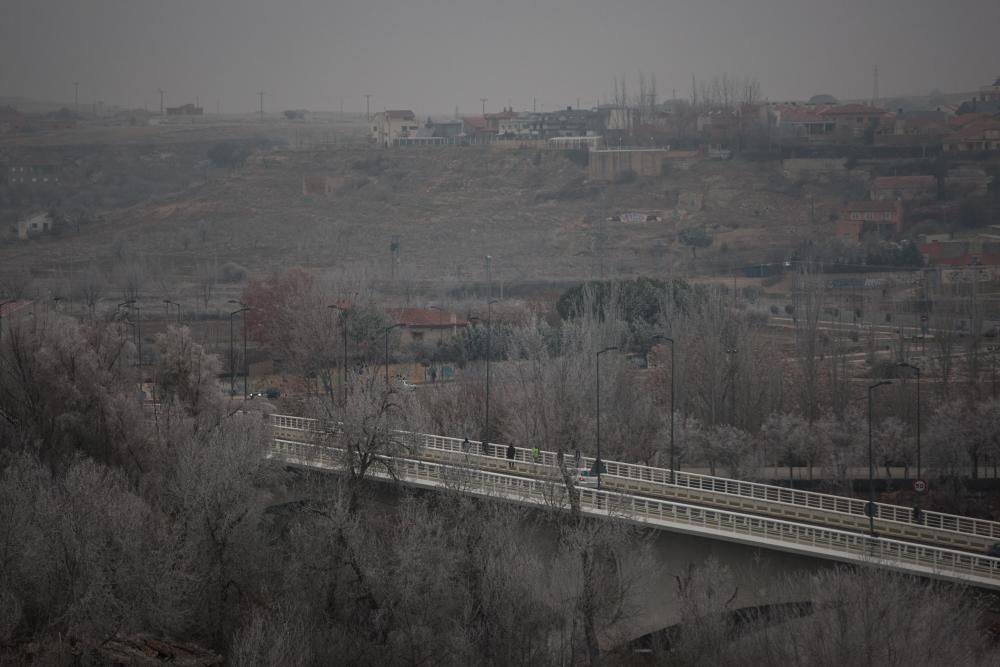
xmin=17 ymin=211 xmax=53 ymax=240
xmin=371 ymin=110 xmax=419 ymax=147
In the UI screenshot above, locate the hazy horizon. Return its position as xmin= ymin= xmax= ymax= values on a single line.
xmin=2 ymin=0 xmax=997 ymax=116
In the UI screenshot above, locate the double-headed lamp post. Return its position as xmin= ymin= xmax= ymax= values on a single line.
xmin=896 ymin=362 xmax=922 ymax=480
xmin=328 ymin=305 xmax=349 ymax=405
xmin=228 ymin=302 xmax=249 ymax=400
xmin=868 ymin=380 xmax=893 ymax=537
xmin=595 ymin=346 xmax=619 ymax=490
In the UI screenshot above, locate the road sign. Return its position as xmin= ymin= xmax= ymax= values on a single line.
xmin=913 ymin=479 xmax=928 ymax=494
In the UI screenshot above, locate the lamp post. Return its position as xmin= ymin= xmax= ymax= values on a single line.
xmin=486 ymin=299 xmax=496 ymax=446
xmin=328 ymin=305 xmax=349 ymax=405
xmin=596 ymin=346 xmax=618 ymax=490
xmin=228 ymin=305 xmax=249 ymax=398
xmin=897 ymin=362 xmax=922 ymax=479
xmin=653 ymin=335 xmax=676 ymax=481
xmin=116 ymin=300 xmax=136 ymax=363
xmin=382 ymin=323 xmax=405 ymax=387
xmin=868 ymin=380 xmax=893 ymax=537
xmin=163 ymin=299 xmax=181 ymax=323
xmin=725 ymin=347 xmax=737 ymax=425
xmin=132 ymin=304 xmax=143 ymax=367
xmin=229 ymin=301 xmax=250 ymax=404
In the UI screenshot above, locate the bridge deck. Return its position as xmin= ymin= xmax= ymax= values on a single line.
xmin=268 ymin=435 xmax=1000 ymax=590
xmin=270 ymin=415 xmax=1000 ymax=554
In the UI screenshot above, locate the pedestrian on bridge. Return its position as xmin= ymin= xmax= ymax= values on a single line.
xmin=462 ymin=437 xmax=470 ymax=454
xmin=531 ymin=446 xmax=541 ymax=464
xmin=507 ymin=442 xmax=516 ymax=469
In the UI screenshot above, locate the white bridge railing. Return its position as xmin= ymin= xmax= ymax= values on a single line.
xmin=269 ymin=415 xmax=1000 ymax=547
xmin=268 ymin=436 xmax=1000 ymax=590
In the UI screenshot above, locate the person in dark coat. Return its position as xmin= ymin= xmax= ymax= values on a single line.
xmin=506 ymin=442 xmax=516 ymax=469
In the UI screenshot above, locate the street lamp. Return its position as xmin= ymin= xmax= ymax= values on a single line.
xmin=868 ymin=380 xmax=893 ymax=537
xmin=653 ymin=335 xmax=676 ymax=481
xmin=328 ymin=305 xmax=349 ymax=405
xmin=117 ymin=300 xmax=137 ymax=364
xmin=725 ymin=347 xmax=737 ymax=425
xmin=132 ymin=304 xmax=143 ymax=367
xmin=163 ymin=299 xmax=181 ymax=323
xmin=381 ymin=323 xmax=405 ymax=387
xmin=228 ymin=303 xmax=249 ymax=400
xmin=596 ymin=345 xmax=618 ymax=490
xmin=486 ymin=299 xmax=499 ymax=446
xmin=896 ymin=362 xmax=922 ymax=480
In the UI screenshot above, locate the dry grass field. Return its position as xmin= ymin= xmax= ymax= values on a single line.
xmin=0 ymin=117 xmax=851 ymax=303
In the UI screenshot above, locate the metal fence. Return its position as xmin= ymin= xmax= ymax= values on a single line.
xmin=268 ymin=436 xmax=1000 ymax=589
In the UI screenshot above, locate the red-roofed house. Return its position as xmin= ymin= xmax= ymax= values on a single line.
xmin=943 ymin=116 xmax=1000 ymax=153
xmin=460 ymin=115 xmax=492 ymax=140
xmin=920 ymin=239 xmax=1000 ymax=266
xmin=483 ymin=107 xmax=516 ymax=133
xmin=834 ymin=200 xmax=903 ymax=241
xmin=871 ymin=175 xmax=937 ymax=202
xmin=767 ymin=104 xmax=836 ymax=139
xmin=371 ymin=110 xmax=419 ymax=147
xmin=386 ymin=307 xmax=468 ymax=344
xmin=819 ymin=104 xmax=889 ymax=138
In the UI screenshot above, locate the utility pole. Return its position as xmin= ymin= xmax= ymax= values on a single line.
xmin=74 ymin=82 xmax=79 ymax=115
xmin=258 ymin=91 xmax=264 ymax=119
xmin=158 ymin=89 xmax=165 ymax=115
xmin=533 ymin=97 xmax=536 ymax=113
xmin=365 ymin=94 xmax=371 ymax=120
xmin=481 ymin=98 xmax=487 ymax=115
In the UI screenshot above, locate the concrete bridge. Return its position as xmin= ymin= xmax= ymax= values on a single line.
xmin=269 ymin=414 xmax=1000 ymax=595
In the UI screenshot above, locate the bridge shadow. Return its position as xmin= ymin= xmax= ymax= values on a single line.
xmin=619 ymin=601 xmax=815 ymax=657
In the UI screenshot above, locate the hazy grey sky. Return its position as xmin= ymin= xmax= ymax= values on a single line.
xmin=2 ymin=0 xmax=997 ymax=115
